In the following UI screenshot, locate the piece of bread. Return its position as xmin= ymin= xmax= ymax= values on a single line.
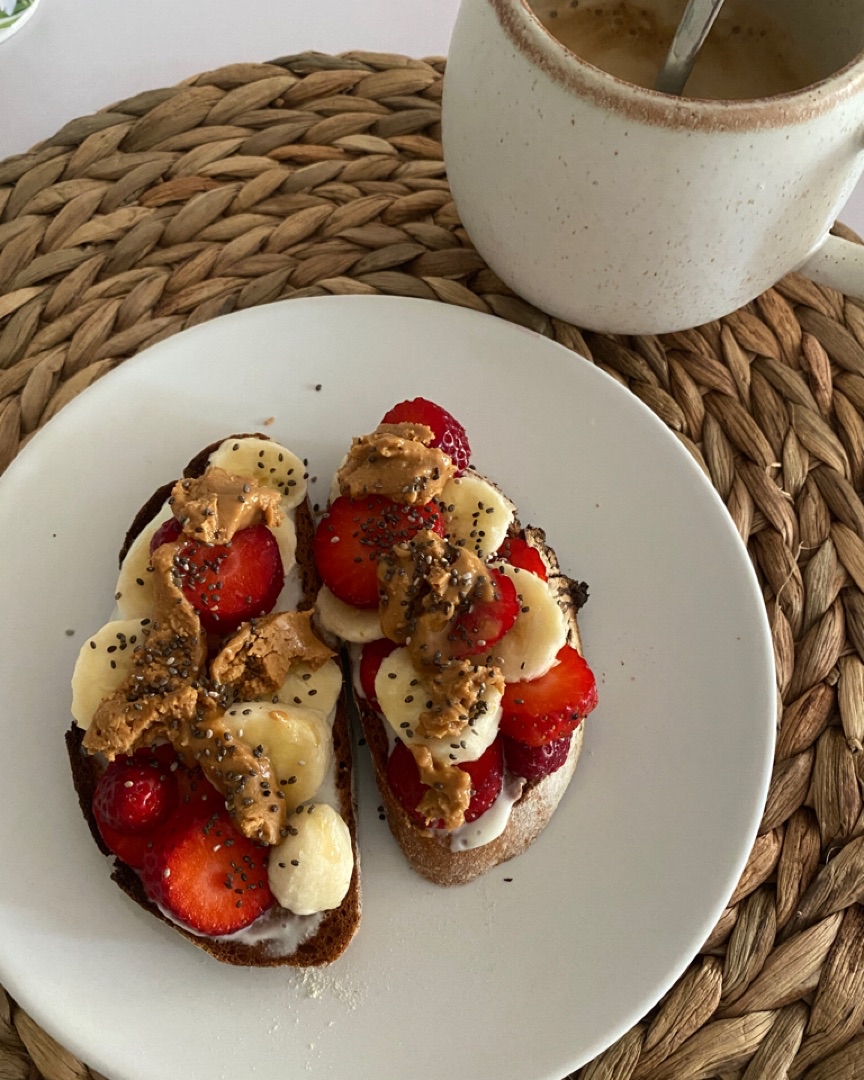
xmin=353 ymin=518 xmax=589 ymax=886
xmin=312 ymin=406 xmax=596 ymax=887
xmin=67 ymin=434 xmax=360 ymax=966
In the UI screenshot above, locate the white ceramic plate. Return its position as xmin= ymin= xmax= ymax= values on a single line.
xmin=0 ymin=296 xmax=774 ymax=1080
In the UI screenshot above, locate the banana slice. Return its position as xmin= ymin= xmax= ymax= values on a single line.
xmin=268 ymin=513 xmax=297 ymax=577
xmin=221 ymin=702 xmax=331 ymax=812
xmin=208 ymin=437 xmax=308 ymax=511
xmin=71 ymin=618 xmax=153 ymax=729
xmin=439 ymin=473 xmax=515 ymax=560
xmin=268 ymin=804 xmax=353 ymax=916
xmin=315 ymin=585 xmax=383 ymax=644
xmin=486 ymin=563 xmax=567 ymax=682
xmin=374 ymin=647 xmax=502 ymax=764
xmin=114 ymin=503 xmax=171 ymax=619
xmin=275 ymin=657 xmax=343 ymax=721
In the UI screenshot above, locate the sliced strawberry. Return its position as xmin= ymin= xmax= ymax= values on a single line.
xmin=359 ymin=638 xmax=399 ymax=711
xmin=140 ymin=809 xmax=274 ymax=936
xmin=449 ymin=566 xmax=519 ymax=658
xmin=149 ymin=516 xmax=182 ymax=553
xmin=497 ymin=536 xmax=548 ymax=581
xmin=386 ymin=738 xmax=503 ymax=828
xmin=93 ymin=756 xmax=178 ymax=835
xmin=502 ymin=732 xmax=572 ymax=781
xmin=380 ymin=398 xmax=471 ymax=474
xmin=94 ymin=821 xmax=158 ymax=870
xmin=166 ymin=523 xmax=284 ymax=634
xmin=314 ymin=494 xmax=444 ymax=608
xmin=93 ymin=750 xmax=219 ymax=868
xmin=500 ymin=645 xmax=598 ymax=747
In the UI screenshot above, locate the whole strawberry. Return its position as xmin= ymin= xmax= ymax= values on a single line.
xmin=381 ymin=398 xmax=471 ymax=474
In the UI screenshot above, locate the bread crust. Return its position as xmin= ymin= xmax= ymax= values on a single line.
xmin=68 ymin=434 xmax=361 ymax=965
xmin=354 ymin=518 xmax=589 ymax=886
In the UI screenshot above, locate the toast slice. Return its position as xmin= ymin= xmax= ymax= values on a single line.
xmin=67 ymin=434 xmax=360 ymax=965
xmin=312 ymin=401 xmax=597 ymax=886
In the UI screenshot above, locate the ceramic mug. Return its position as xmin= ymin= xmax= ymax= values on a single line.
xmin=442 ymin=0 xmax=864 ymax=334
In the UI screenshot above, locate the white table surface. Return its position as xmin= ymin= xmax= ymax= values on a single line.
xmin=1 ymin=0 xmax=863 ymax=233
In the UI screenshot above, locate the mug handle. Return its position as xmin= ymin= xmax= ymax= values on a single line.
xmin=796 ymin=234 xmax=864 ymax=298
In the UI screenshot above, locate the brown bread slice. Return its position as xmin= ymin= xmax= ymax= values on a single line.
xmin=351 ymin=517 xmax=590 ymax=887
xmin=67 ymin=434 xmax=361 ymax=966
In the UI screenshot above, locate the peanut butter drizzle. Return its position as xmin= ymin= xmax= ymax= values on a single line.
xmin=415 ymin=659 xmax=504 ymax=740
xmin=84 ymin=542 xmax=207 ymax=760
xmin=210 ymin=610 xmax=334 ymax=699
xmin=337 ymin=422 xmax=455 ymax=505
xmin=170 ymin=466 xmax=282 ymax=543
xmin=165 ymin=701 xmax=288 ymax=845
xmin=378 ymin=529 xmax=499 ymax=671
xmin=410 ymin=745 xmax=472 ymax=830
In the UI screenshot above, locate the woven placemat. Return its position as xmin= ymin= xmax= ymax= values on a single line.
xmin=2 ymin=50 xmax=864 ymax=1080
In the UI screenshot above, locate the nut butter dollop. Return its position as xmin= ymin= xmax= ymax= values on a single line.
xmin=170 ymin=466 xmax=282 ymax=544
xmin=410 ymin=745 xmax=472 ymax=830
xmin=84 ymin=542 xmax=207 ymax=759
xmin=167 ymin=700 xmax=288 ymax=846
xmin=211 ymin=610 xmax=335 ymax=700
xmin=414 ymin=658 xmax=504 ymax=740
xmin=378 ymin=529 xmax=500 ymax=671
xmin=337 ymin=422 xmax=455 ymax=505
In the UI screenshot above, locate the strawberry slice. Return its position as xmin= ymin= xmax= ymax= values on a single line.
xmin=380 ymin=398 xmax=471 ymax=474
xmin=449 ymin=566 xmax=519 ymax=658
xmin=92 ymin=749 xmax=220 ymax=869
xmin=502 ymin=732 xmax=573 ymax=781
xmin=93 ymin=755 xmax=178 ymax=836
xmin=359 ymin=638 xmax=399 ymax=712
xmin=500 ymin=645 xmax=598 ymax=747
xmin=140 ymin=808 xmax=274 ymax=936
xmin=497 ymin=536 xmax=548 ymax=581
xmin=386 ymin=738 xmax=503 ymax=828
xmin=153 ymin=521 xmax=284 ymax=634
xmin=314 ymin=494 xmax=444 ymax=608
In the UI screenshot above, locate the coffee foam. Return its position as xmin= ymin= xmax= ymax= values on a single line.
xmin=531 ymin=0 xmax=819 ymax=99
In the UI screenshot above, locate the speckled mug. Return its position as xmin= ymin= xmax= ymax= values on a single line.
xmin=442 ymin=0 xmax=864 ymax=334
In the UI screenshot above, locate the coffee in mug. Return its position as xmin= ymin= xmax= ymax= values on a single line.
xmin=531 ymin=0 xmax=818 ymax=99
xmin=442 ymin=0 xmax=864 ymax=334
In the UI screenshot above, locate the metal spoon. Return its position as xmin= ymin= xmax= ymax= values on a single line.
xmin=654 ymin=0 xmax=727 ymax=95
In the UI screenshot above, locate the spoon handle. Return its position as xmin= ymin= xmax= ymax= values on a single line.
xmin=654 ymin=0 xmax=726 ymax=95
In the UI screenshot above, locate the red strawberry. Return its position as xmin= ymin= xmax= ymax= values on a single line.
xmin=158 ymin=523 xmax=284 ymax=634
xmin=314 ymin=494 xmax=444 ymax=608
xmin=93 ymin=749 xmax=219 ymax=868
xmin=499 ymin=645 xmax=598 ymax=747
xmin=359 ymin=638 xmax=399 ymax=712
xmin=140 ymin=809 xmax=274 ymax=936
xmin=386 ymin=738 xmax=503 ymax=828
xmin=497 ymin=536 xmax=548 ymax=581
xmin=149 ymin=516 xmax=182 ymax=553
xmin=502 ymin=732 xmax=572 ymax=781
xmin=449 ymin=566 xmax=520 ymax=657
xmin=93 ymin=757 xmax=178 ymax=835
xmin=380 ymin=398 xmax=471 ymax=474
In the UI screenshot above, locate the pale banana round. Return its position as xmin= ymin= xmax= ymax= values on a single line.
xmin=71 ymin=618 xmax=153 ymax=729
xmin=268 ymin=804 xmax=353 ymax=916
xmin=114 ymin=502 xmax=171 ymax=619
xmin=487 ymin=562 xmax=567 ymax=682
xmin=207 ymin=437 xmax=308 ymax=510
xmin=315 ymin=585 xmax=383 ymax=643
xmin=221 ymin=702 xmax=331 ymax=811
xmin=268 ymin=511 xmax=297 ymax=577
xmin=375 ymin=647 xmax=502 ymax=764
xmin=275 ymin=657 xmax=343 ymax=721
xmin=440 ymin=473 xmax=515 ymax=560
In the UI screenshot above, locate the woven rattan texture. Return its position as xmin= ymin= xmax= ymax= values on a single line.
xmin=2 ymin=51 xmax=864 ymax=1080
